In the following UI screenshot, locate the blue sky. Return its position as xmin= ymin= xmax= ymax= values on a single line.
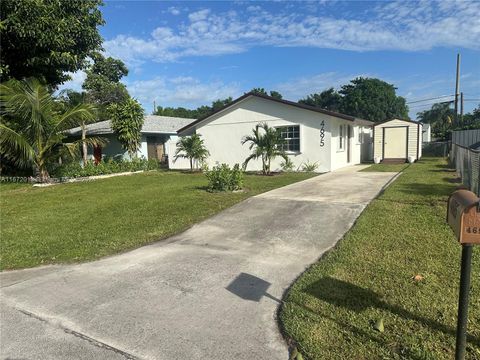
xmin=60 ymin=0 xmax=480 ymax=118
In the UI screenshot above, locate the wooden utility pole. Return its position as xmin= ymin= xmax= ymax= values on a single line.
xmin=454 ymin=53 xmax=461 ymax=126
xmin=153 ymin=100 xmax=156 ymax=114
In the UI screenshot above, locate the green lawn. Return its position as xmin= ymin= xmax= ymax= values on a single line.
xmin=361 ymin=162 xmax=411 ymax=172
xmin=0 ymin=171 xmax=315 ymax=270
xmin=280 ymin=157 xmax=480 ymax=360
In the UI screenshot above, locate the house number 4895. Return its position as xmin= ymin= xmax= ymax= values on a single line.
xmin=320 ymin=120 xmax=325 ymax=147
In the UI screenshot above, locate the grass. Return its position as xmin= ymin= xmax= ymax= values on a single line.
xmin=0 ymin=171 xmax=315 ymax=270
xmin=280 ymin=157 xmax=480 ymax=360
xmin=361 ymin=162 xmax=411 ymax=172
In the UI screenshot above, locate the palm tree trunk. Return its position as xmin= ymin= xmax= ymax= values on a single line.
xmin=81 ymin=121 xmax=87 ymax=167
xmin=190 ymin=158 xmax=193 ymax=172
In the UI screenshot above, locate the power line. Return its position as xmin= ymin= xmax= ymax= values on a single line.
xmin=406 ymin=94 xmax=454 ymax=104
xmin=408 ymin=101 xmax=454 ymax=109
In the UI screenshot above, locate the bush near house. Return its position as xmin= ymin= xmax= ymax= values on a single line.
xmin=51 ymin=158 xmax=159 ymax=178
xmin=204 ymin=163 xmax=244 ymax=192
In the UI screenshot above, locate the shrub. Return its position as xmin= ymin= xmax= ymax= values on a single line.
xmin=51 ymin=157 xmax=160 ymax=178
xmin=301 ymin=160 xmax=319 ymax=172
xmin=205 ymin=163 xmax=244 ymax=192
xmin=280 ymin=157 xmax=295 ymax=172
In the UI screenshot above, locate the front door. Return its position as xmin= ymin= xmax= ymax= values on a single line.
xmin=384 ymin=127 xmax=407 ymax=159
xmin=147 ymin=136 xmax=164 ymax=161
xmin=93 ymin=145 xmax=102 ymax=164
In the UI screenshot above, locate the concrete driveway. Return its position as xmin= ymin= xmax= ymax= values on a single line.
xmin=1 ymin=166 xmax=398 ymax=360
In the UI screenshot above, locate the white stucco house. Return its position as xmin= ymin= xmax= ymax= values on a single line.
xmin=67 ymin=115 xmax=195 ymax=165
xmin=175 ymin=92 xmax=374 ymax=173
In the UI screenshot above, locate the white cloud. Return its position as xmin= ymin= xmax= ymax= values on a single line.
xmin=167 ymin=6 xmax=181 ymax=16
xmin=246 ymin=5 xmax=261 ymax=12
xmin=188 ymin=9 xmax=211 ymax=22
xmin=104 ymin=1 xmax=480 ymax=67
xmin=57 ymin=71 xmax=87 ymax=92
xmin=125 ymin=76 xmax=241 ymax=111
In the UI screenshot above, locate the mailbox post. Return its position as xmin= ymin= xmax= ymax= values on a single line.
xmin=447 ymin=189 xmax=480 ymax=360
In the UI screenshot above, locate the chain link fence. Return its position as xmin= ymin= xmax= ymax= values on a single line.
xmin=450 ymin=143 xmax=480 ymax=196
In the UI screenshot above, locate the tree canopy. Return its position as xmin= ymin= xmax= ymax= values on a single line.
xmin=110 ymin=98 xmax=145 ymax=158
xmin=0 ymin=0 xmax=104 ymax=86
xmin=298 ymin=88 xmax=342 ymax=112
xmin=417 ymin=102 xmax=480 ymax=139
xmin=83 ymin=53 xmax=130 ymax=114
xmin=153 ymin=97 xmax=233 ymax=119
xmin=247 ymin=88 xmax=283 ymax=99
xmin=298 ymin=78 xmax=409 ymax=122
xmin=339 ymin=77 xmax=409 ymax=122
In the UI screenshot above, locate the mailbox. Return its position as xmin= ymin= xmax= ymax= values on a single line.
xmin=447 ymin=189 xmax=480 ymax=245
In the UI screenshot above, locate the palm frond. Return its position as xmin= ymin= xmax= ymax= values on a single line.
xmin=55 ymin=103 xmax=97 ymax=132
xmin=0 ymin=123 xmax=35 ymax=168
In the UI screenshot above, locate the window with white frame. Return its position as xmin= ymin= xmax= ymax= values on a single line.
xmin=278 ymin=125 xmax=300 ymax=152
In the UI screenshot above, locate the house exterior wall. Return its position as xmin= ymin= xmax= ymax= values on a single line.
xmin=83 ymin=134 xmax=129 ymax=160
xmin=373 ymin=119 xmax=422 ymax=161
xmin=422 ymin=123 xmax=431 ymax=143
xmin=171 ymin=97 xmax=369 ymax=172
xmin=85 ymin=134 xmax=176 ymax=162
xmin=167 ymin=135 xmax=192 ymax=169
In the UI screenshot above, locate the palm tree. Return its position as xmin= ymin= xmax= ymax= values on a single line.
xmin=241 ymin=122 xmax=288 ymax=175
xmin=417 ymin=102 xmax=454 ymax=139
xmin=0 ymin=78 xmax=99 ymax=182
xmin=174 ymin=133 xmax=210 ymax=171
xmin=58 ymin=89 xmax=90 ymax=166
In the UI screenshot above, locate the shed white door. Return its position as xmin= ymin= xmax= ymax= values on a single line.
xmin=384 ymin=127 xmax=407 ymax=159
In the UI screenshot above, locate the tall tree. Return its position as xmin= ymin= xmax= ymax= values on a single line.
xmin=83 ymin=53 xmax=129 ymax=116
xmin=246 ymin=88 xmax=283 ymax=99
xmin=58 ymin=90 xmax=91 ymax=166
xmin=417 ymin=102 xmax=454 ymax=139
xmin=153 ymin=97 xmax=233 ymax=119
xmin=249 ymin=88 xmax=268 ymax=96
xmin=0 ymin=0 xmax=104 ymax=86
xmin=339 ymin=77 xmax=409 ymax=122
xmin=174 ymin=134 xmax=210 ymax=171
xmin=269 ymin=91 xmax=283 ymax=99
xmin=241 ymin=123 xmax=288 ymax=175
xmin=211 ymin=97 xmax=233 ymax=112
xmin=298 ymin=88 xmax=342 ymax=112
xmin=110 ymin=98 xmax=144 ymax=158
xmin=0 ymin=78 xmax=98 ymax=181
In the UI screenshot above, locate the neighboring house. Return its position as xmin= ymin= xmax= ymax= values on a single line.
xmin=373 ymin=118 xmax=423 ymax=163
xmin=422 ymin=123 xmax=431 ymax=143
xmin=175 ymin=92 xmax=374 ymax=173
xmin=67 ymin=115 xmax=196 ymax=165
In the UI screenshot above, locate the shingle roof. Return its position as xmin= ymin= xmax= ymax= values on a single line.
xmin=67 ymin=115 xmax=196 ymax=136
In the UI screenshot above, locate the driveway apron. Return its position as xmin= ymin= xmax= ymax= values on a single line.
xmin=1 ymin=166 xmax=398 ymax=360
